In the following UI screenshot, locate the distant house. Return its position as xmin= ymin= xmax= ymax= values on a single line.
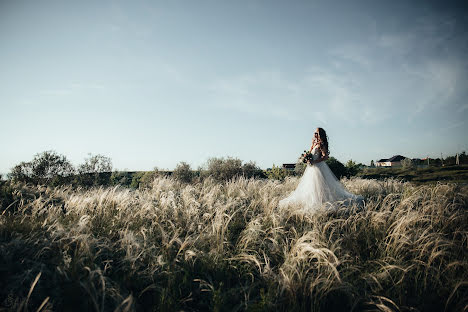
xmin=376 ymin=155 xmax=406 ymax=167
xmin=282 ymin=163 xmax=296 ymax=171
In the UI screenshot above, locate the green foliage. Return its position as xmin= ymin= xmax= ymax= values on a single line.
xmin=325 ymin=157 xmax=347 ymax=179
xmin=241 ymin=161 xmax=266 ymax=179
xmin=173 ymin=162 xmax=195 ymax=183
xmin=443 ymin=151 xmax=468 ymax=165
xmin=265 ymin=165 xmax=291 ymax=181
xmin=110 ymin=171 xmax=133 ymax=187
xmin=130 ymin=171 xmax=146 ymax=189
xmin=0 ymin=180 xmax=15 ymax=211
xmin=370 ymin=160 xmax=375 ymax=167
xmin=345 ymin=159 xmax=363 ymax=177
xmin=111 ymin=170 xmax=159 ymax=189
xmin=9 ymin=150 xmax=75 ymax=186
xmin=138 ymin=169 xmax=159 ymax=189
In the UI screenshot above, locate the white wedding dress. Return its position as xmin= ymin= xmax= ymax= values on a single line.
xmin=279 ymin=146 xmax=363 ymax=212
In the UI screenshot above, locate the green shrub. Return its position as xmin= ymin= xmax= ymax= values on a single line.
xmin=241 ymin=161 xmax=266 ymax=179
xmin=266 ymin=165 xmax=291 ymax=181
xmin=201 ymin=157 xmax=243 ymax=182
xmin=345 ymin=159 xmax=363 ymax=177
xmin=130 ymin=172 xmax=146 ymax=189
xmin=139 ymin=169 xmax=159 ymax=189
xmin=0 ymin=180 xmax=15 ymax=211
xmin=173 ymin=162 xmax=194 ymax=183
xmin=110 ymin=171 xmax=133 ymax=187
xmin=401 ymin=158 xmax=414 ymax=169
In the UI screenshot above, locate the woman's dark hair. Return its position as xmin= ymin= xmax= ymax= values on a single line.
xmin=317 ymin=127 xmax=329 ymax=155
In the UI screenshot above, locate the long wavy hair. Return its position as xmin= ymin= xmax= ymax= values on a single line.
xmin=317 ymin=127 xmax=329 ymax=156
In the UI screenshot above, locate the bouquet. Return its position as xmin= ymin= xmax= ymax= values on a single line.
xmin=299 ymin=150 xmax=314 ymax=165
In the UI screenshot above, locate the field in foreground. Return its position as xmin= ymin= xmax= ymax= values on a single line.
xmin=1 ymin=177 xmax=467 ymax=311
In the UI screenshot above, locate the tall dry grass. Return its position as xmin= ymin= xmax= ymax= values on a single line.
xmin=0 ymin=176 xmax=467 ymax=311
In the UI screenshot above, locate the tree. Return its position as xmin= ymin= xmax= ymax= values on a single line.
xmin=77 ymin=154 xmax=112 ymax=186
xmin=370 ymin=160 xmax=375 ymax=167
xmin=78 ymin=154 xmax=112 ymax=174
xmin=9 ymin=151 xmax=75 ymax=185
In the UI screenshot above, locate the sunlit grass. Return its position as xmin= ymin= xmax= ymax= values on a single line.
xmin=1 ymin=177 xmax=467 ymax=311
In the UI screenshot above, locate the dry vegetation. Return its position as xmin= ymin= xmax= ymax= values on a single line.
xmin=1 ymin=177 xmax=467 ymax=311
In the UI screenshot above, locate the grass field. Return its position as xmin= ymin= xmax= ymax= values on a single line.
xmin=1 ymin=176 xmax=467 ymax=311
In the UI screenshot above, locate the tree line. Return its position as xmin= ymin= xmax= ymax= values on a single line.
xmin=3 ymin=150 xmax=362 ymax=188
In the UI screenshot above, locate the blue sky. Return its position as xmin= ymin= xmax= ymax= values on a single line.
xmin=1 ymin=0 xmax=467 ymax=173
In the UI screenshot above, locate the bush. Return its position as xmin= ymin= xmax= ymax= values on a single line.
xmin=201 ymin=157 xmax=243 ymax=182
xmin=266 ymin=165 xmax=291 ymax=181
xmin=0 ymin=180 xmax=15 ymax=211
xmin=130 ymin=172 xmax=146 ymax=188
xmin=9 ymin=151 xmax=75 ymax=186
xmin=401 ymin=158 xmax=414 ymax=169
xmin=325 ymin=157 xmax=347 ymax=179
xmin=110 ymin=171 xmax=133 ymax=187
xmin=173 ymin=162 xmax=195 ymax=183
xmin=139 ymin=169 xmax=159 ymax=189
xmin=241 ymin=161 xmax=266 ymax=179
xmin=345 ymin=159 xmax=363 ymax=177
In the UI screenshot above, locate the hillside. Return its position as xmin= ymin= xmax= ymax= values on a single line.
xmin=358 ymin=165 xmax=468 ymax=184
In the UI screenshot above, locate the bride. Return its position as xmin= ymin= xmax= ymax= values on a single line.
xmin=279 ymin=127 xmax=363 ymax=211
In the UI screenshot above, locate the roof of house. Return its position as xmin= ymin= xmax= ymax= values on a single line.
xmin=377 ymin=155 xmax=407 ymax=163
xmin=388 ymin=155 xmax=406 ymax=162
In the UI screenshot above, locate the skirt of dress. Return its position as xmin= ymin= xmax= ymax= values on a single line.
xmin=279 ymin=162 xmax=363 ymax=212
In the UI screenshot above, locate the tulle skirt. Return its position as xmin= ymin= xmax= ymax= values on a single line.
xmin=279 ymin=162 xmax=363 ymax=212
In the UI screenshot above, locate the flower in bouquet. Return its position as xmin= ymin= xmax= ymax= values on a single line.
xmin=299 ymin=150 xmax=314 ymax=164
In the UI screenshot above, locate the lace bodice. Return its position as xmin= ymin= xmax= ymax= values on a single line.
xmin=311 ymin=146 xmax=322 ymax=160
